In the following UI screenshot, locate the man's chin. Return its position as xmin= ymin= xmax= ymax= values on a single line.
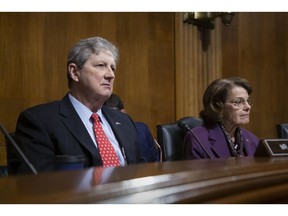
xmin=102 ymin=91 xmax=112 ymax=99
xmin=102 ymin=89 xmax=112 ymax=96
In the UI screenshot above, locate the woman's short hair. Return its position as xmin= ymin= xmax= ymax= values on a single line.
xmin=200 ymin=77 xmax=252 ymax=126
xmin=66 ymin=36 xmax=119 ymax=88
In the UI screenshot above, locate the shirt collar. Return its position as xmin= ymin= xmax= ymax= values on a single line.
xmin=68 ymin=93 xmax=104 ymax=123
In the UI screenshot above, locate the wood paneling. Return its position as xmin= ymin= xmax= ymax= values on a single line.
xmin=114 ymin=13 xmax=175 ymax=130
xmin=175 ymin=13 xmax=222 ymax=120
xmin=0 ymin=12 xmax=175 ymax=165
xmin=1 ymin=12 xmax=288 ymax=165
xmin=222 ymin=12 xmax=288 ymax=139
xmin=176 ymin=12 xmax=288 ymax=140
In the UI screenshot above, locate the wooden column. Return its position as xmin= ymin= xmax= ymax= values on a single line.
xmin=175 ymin=12 xmax=222 ymax=120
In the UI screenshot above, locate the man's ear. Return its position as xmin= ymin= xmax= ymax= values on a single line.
xmin=68 ymin=63 xmax=80 ymax=82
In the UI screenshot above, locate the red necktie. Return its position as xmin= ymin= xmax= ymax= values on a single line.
xmin=91 ymin=113 xmax=121 ymax=167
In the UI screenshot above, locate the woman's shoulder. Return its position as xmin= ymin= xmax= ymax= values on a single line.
xmin=241 ymin=128 xmax=260 ymax=141
xmin=190 ymin=124 xmax=210 ymax=136
xmin=191 ymin=123 xmax=219 ymax=132
xmin=241 ymin=127 xmax=257 ymax=135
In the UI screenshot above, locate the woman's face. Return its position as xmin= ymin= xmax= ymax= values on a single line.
xmin=222 ymin=86 xmax=252 ymax=130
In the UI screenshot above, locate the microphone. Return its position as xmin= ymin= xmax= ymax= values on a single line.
xmin=178 ymin=121 xmax=212 ymax=159
xmin=178 ymin=121 xmax=192 ymax=133
xmin=0 ymin=122 xmax=38 ymax=174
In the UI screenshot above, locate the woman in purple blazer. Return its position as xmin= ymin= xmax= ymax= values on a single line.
xmin=183 ymin=77 xmax=260 ymax=159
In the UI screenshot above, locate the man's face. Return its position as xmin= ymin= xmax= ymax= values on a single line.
xmin=76 ymin=50 xmax=116 ymax=101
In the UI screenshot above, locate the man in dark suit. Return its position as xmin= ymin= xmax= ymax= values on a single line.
xmin=104 ymin=93 xmax=160 ymax=162
xmin=9 ymin=36 xmax=143 ymax=174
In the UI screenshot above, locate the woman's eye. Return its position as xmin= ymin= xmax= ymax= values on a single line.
xmin=233 ymin=99 xmax=244 ymax=106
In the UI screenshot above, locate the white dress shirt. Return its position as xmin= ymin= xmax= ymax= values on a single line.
xmin=68 ymin=93 xmax=126 ymax=166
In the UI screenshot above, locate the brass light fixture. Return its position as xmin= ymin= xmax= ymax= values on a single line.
xmin=183 ymin=12 xmax=235 ymax=29
xmin=183 ymin=12 xmax=235 ymax=51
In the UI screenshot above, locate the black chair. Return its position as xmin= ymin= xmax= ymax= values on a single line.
xmin=156 ymin=116 xmax=203 ymax=161
xmin=5 ymin=132 xmax=39 ymax=175
xmin=5 ymin=132 xmax=20 ymax=175
xmin=0 ymin=166 xmax=8 ymax=177
xmin=277 ymin=123 xmax=288 ymax=138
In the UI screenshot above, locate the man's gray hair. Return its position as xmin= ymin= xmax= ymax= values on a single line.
xmin=67 ymin=37 xmax=119 ymax=88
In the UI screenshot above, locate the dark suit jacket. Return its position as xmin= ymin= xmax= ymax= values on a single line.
xmin=183 ymin=124 xmax=260 ymax=159
xmin=10 ymin=94 xmax=142 ymax=174
xmin=135 ymin=122 xmax=159 ymax=162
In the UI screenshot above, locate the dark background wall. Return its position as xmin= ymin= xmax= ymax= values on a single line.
xmin=1 ymin=12 xmax=287 ymax=165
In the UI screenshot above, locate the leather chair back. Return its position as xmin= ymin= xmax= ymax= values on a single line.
xmin=277 ymin=124 xmax=288 ymax=138
xmin=0 ymin=166 xmax=8 ymax=177
xmin=156 ymin=117 xmax=203 ymax=161
xmin=5 ymin=132 xmax=20 ymax=175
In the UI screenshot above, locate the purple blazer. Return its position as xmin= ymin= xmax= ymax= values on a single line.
xmin=183 ymin=124 xmax=260 ymax=159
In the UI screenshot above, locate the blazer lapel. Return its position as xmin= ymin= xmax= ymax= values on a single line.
xmin=101 ymin=107 xmax=127 ymax=147
xmin=209 ymin=125 xmax=231 ymax=158
xmin=242 ymin=131 xmax=256 ymax=155
xmin=58 ymin=95 xmax=99 ymax=155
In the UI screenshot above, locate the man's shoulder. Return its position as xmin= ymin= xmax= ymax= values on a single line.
xmin=22 ymin=100 xmax=59 ymax=113
xmin=21 ymin=95 xmax=68 ymax=114
xmin=135 ymin=121 xmax=147 ymax=126
xmin=134 ymin=122 xmax=149 ymax=130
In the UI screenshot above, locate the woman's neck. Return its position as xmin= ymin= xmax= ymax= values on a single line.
xmin=220 ymin=121 xmax=237 ymax=138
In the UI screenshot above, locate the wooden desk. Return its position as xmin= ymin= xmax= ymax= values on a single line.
xmin=1 ymin=157 xmax=288 ymax=204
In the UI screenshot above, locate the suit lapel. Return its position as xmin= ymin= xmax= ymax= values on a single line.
xmin=101 ymin=107 xmax=127 ymax=148
xmin=58 ymin=95 xmax=99 ymax=155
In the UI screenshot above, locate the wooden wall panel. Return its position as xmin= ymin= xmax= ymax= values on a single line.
xmin=222 ymin=12 xmax=288 ymax=139
xmin=1 ymin=12 xmax=288 ymax=166
xmin=113 ymin=13 xmax=175 ymax=130
xmin=175 ymin=13 xmax=222 ymax=120
xmin=0 ymin=12 xmax=175 ymax=165
xmin=176 ymin=12 xmax=288 ymax=140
